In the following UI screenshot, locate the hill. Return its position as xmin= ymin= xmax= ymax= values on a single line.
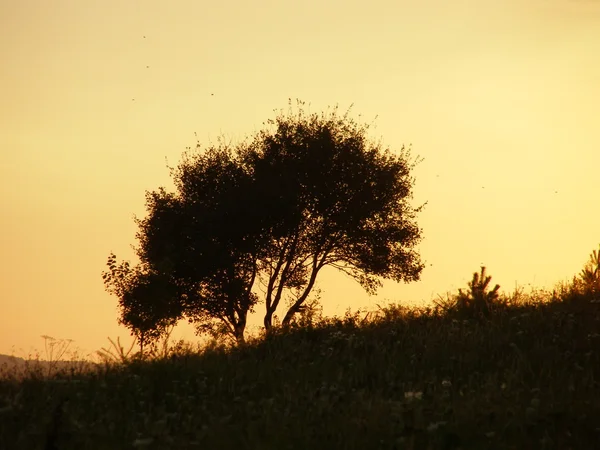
xmin=0 ymin=290 xmax=599 ymax=449
xmin=0 ymin=353 xmax=99 ymax=378
xmin=0 ymin=354 xmax=26 ymax=371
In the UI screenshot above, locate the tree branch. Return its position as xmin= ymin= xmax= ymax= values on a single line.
xmin=282 ymin=250 xmax=329 ymax=326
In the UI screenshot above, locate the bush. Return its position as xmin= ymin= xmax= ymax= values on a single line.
xmin=435 ymin=266 xmax=505 ymax=320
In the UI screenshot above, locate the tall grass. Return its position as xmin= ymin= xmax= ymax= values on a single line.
xmin=1 ymin=280 xmax=599 ymax=449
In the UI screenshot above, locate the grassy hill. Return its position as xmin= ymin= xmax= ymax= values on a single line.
xmin=1 ymin=286 xmax=599 ymax=449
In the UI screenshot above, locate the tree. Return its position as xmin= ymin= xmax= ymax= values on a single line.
xmin=102 ymin=254 xmax=183 ymax=355
xmin=242 ymin=101 xmax=425 ymax=330
xmin=130 ymin=146 xmax=262 ymax=345
xmin=455 ymin=266 xmax=501 ymax=317
xmin=579 ymin=245 xmax=600 ymax=295
xmin=104 ymin=100 xmax=425 ymax=344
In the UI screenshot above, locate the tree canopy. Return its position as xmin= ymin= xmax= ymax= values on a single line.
xmin=103 ymin=100 xmax=425 ymax=345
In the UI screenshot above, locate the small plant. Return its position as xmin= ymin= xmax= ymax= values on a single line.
xmin=433 ymin=291 xmax=459 ymax=315
xmin=440 ymin=266 xmax=502 ymax=319
xmin=288 ymin=289 xmax=324 ymax=330
xmin=41 ymin=335 xmax=73 ymax=363
xmin=579 ymin=244 xmax=600 ymax=295
xmin=95 ymin=326 xmax=195 ymax=366
xmin=551 ymin=245 xmax=600 ymax=304
xmin=144 ymin=325 xmax=184 ymax=360
xmin=37 ymin=335 xmax=75 ymax=377
xmin=96 ymin=336 xmax=139 ymax=365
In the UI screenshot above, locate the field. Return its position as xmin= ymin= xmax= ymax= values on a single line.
xmin=1 ymin=286 xmax=599 ymax=450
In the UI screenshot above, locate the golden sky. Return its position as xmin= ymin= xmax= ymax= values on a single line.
xmin=1 ymin=0 xmax=599 ymax=358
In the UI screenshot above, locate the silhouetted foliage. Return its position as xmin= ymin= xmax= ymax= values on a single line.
xmin=435 ymin=266 xmax=502 ymax=319
xmin=241 ymin=101 xmax=424 ymax=332
xmin=104 ymin=99 xmax=424 ymax=343
xmin=456 ymin=266 xmax=501 ymax=317
xmin=550 ymin=245 xmax=600 ymax=305
xmin=102 ymin=254 xmax=183 ymax=353
xmin=104 ymin=147 xmax=261 ymax=345
xmin=579 ymin=244 xmax=600 ymax=295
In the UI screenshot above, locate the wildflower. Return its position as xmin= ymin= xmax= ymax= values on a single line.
xmin=441 ymin=380 xmax=452 ymax=388
xmin=404 ymin=391 xmax=423 ymax=401
xmin=427 ymin=421 xmax=446 ymax=432
xmin=331 ymin=331 xmax=345 ymax=340
xmin=132 ymin=438 xmax=154 ymax=447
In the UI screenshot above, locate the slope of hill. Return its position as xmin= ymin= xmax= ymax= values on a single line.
xmin=1 ymin=292 xmax=599 ymax=449
xmin=0 ymin=353 xmax=100 ymax=377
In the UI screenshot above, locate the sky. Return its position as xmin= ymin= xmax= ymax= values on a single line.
xmin=1 ymin=0 xmax=599 ymax=359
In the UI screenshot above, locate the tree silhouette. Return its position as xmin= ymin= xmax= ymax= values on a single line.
xmin=242 ymin=101 xmax=424 ymax=330
xmin=102 ymin=254 xmax=184 ymax=353
xmin=456 ymin=266 xmax=501 ymax=317
xmin=579 ymin=245 xmax=600 ymax=295
xmin=104 ymin=100 xmax=424 ymax=344
xmin=105 ymin=146 xmax=262 ymax=345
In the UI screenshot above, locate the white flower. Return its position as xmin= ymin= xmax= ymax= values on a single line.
xmin=404 ymin=391 xmax=423 ymax=401
xmin=132 ymin=438 xmax=154 ymax=447
xmin=426 ymin=421 xmax=446 ymax=432
xmin=441 ymin=380 xmax=452 ymax=388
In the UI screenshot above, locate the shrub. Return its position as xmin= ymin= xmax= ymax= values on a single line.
xmin=435 ymin=266 xmax=504 ymax=320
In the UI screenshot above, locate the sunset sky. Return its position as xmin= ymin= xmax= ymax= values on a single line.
xmin=1 ymin=0 xmax=599 ymax=359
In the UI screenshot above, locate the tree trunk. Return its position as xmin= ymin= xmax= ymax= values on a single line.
xmin=281 ymin=257 xmax=322 ymax=327
xmin=234 ymin=327 xmax=246 ymax=345
xmin=233 ymin=317 xmax=246 ymax=345
xmin=264 ymin=309 xmax=273 ymax=332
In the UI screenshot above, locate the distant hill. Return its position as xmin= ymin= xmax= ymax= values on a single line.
xmin=0 ymin=354 xmax=26 ymax=368
xmin=0 ymin=353 xmax=100 ymax=377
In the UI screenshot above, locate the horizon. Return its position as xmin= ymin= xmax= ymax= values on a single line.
xmin=1 ymin=0 xmax=599 ymax=357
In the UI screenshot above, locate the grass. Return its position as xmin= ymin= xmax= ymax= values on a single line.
xmin=1 ymin=286 xmax=599 ymax=449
